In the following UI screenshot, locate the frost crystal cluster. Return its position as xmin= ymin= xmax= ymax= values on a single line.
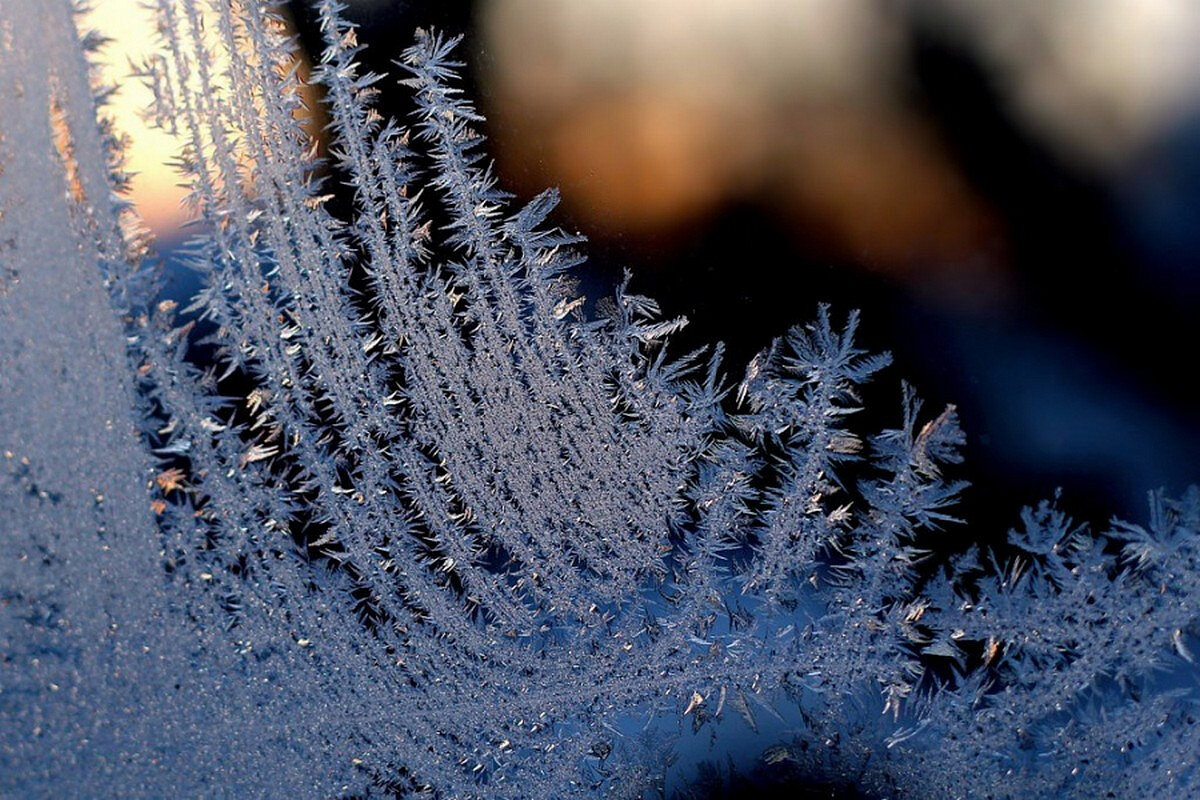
xmin=1 ymin=1 xmax=1197 ymax=797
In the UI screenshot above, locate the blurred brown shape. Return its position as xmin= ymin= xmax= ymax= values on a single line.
xmin=541 ymin=93 xmax=728 ymax=234
xmin=479 ymin=0 xmax=1006 ymax=291
xmin=774 ymin=109 xmax=1002 ymax=280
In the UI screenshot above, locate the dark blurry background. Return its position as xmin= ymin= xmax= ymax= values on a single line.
xmin=278 ymin=0 xmax=1200 ymax=537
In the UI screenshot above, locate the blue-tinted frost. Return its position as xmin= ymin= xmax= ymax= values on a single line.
xmin=0 ymin=1 xmax=1196 ymax=797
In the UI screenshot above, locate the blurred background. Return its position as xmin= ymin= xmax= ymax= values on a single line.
xmin=86 ymin=0 xmax=1200 ymax=538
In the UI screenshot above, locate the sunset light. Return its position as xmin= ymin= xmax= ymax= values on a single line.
xmin=81 ymin=0 xmax=188 ymax=236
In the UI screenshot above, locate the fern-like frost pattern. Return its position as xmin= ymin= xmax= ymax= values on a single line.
xmin=0 ymin=1 xmax=1196 ymax=797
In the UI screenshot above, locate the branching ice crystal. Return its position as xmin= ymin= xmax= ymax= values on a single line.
xmin=0 ymin=1 xmax=1196 ymax=797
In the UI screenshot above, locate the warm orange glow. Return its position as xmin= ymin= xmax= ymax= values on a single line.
xmin=79 ymin=0 xmax=189 ymax=237
xmin=78 ymin=1 xmax=322 ymax=241
xmin=48 ymin=86 xmax=87 ymax=206
xmin=480 ymin=0 xmax=1200 ymax=288
xmin=479 ymin=0 xmax=1001 ymax=275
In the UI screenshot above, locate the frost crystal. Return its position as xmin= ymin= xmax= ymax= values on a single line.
xmin=1 ymin=1 xmax=1196 ymax=797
